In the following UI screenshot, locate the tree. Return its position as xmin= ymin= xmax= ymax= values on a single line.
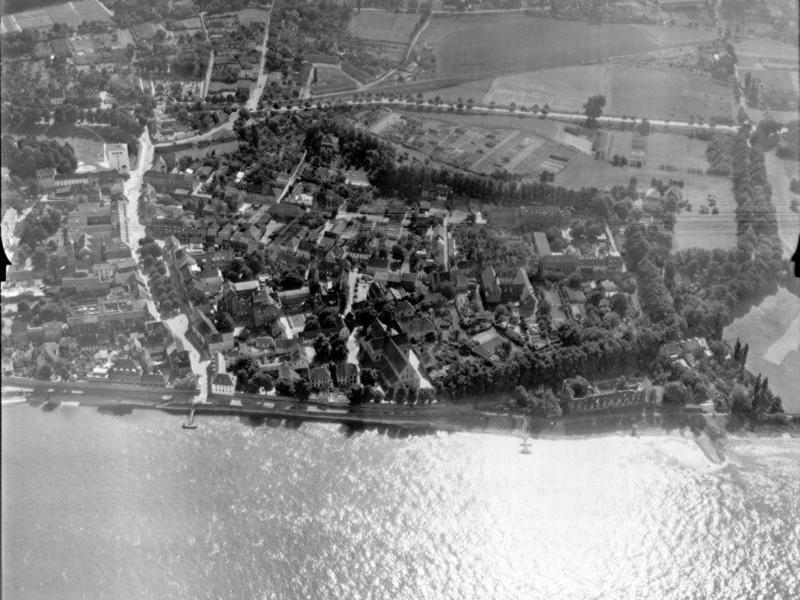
xmin=31 ymin=246 xmax=49 ymax=271
xmin=34 ymin=364 xmax=53 ymax=380
xmin=360 ymin=368 xmax=379 ymax=386
xmin=295 ymin=379 xmax=311 ymax=401
xmin=662 ymin=381 xmax=690 ymax=404
xmin=275 ymin=377 xmax=295 ymax=396
xmin=391 ymin=244 xmax=406 ymax=262
xmin=583 ymin=94 xmax=606 ymax=127
xmin=330 ymin=337 xmax=348 ymax=362
xmin=347 ymin=383 xmax=365 ymax=405
xmin=215 ymin=310 xmax=235 ymax=333
xmin=513 ymin=385 xmax=531 ymax=407
xmin=313 ymin=334 xmax=331 ymax=363
xmin=729 ymin=383 xmax=752 ymax=414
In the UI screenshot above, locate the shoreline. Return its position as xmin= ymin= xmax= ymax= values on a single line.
xmin=8 ymin=390 xmax=798 ymax=464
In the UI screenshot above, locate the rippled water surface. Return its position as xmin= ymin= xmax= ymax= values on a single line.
xmin=2 ymin=406 xmax=799 ymax=600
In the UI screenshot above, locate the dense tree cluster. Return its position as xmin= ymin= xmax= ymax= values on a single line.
xmin=667 ymin=130 xmax=784 ymax=339
xmin=451 ymin=225 xmax=531 ymax=268
xmin=435 ymin=325 xmax=662 ymax=399
xmin=776 ymin=121 xmax=800 ymax=160
xmin=16 ymin=205 xmax=62 ymax=255
xmin=583 ymin=94 xmax=606 ymax=128
xmin=306 ymin=116 xmax=610 ymax=215
xmin=705 ymin=133 xmax=734 ymax=176
xmin=1 ymin=137 xmax=77 ymax=179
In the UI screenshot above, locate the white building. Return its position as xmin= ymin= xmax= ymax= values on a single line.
xmin=106 ymin=143 xmax=130 ymax=174
xmin=209 ymin=352 xmax=236 ymax=395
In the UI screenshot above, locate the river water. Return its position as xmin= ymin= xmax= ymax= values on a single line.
xmin=2 ymin=405 xmax=799 ymax=600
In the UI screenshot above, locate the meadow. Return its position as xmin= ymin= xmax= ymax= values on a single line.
xmin=418 ymin=14 xmax=716 ymax=82
xmin=724 ymin=287 xmax=800 ymax=413
xmin=349 ymin=11 xmax=421 ymax=43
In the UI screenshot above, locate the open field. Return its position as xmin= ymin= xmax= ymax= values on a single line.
xmin=734 ymin=39 xmax=799 ymax=70
xmin=429 ymin=64 xmax=732 ymax=121
xmin=764 ymin=152 xmax=800 ymax=259
xmin=311 ymin=65 xmax=359 ymax=95
xmin=349 ymin=10 xmax=421 ymax=43
xmin=0 ymin=0 xmax=111 ymax=34
xmin=25 ymin=135 xmax=106 ymax=166
xmin=671 ymin=177 xmax=737 ymax=252
xmin=553 ymin=150 xmax=737 ymax=251
xmin=602 ymin=130 xmax=711 ymax=171
xmin=724 ymin=287 xmax=800 ymax=414
xmin=418 ymin=14 xmax=716 ymax=82
xmin=235 ymin=8 xmax=269 ymax=25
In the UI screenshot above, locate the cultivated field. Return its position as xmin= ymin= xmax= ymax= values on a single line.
xmin=418 ymin=14 xmax=716 ymax=82
xmin=444 ymin=64 xmax=732 ymax=121
xmin=310 ymin=66 xmax=359 ymax=95
xmin=724 ymin=287 xmax=800 ymax=414
xmin=0 ymin=0 xmax=111 ymax=34
xmin=734 ymin=39 xmax=799 ymax=70
xmin=349 ymin=10 xmax=421 ymax=43
xmin=377 ymin=111 xmax=577 ymax=176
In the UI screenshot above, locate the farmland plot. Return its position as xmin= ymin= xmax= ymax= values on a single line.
xmin=419 ymin=14 xmax=716 ymax=82
xmin=477 ymin=64 xmax=732 ymax=121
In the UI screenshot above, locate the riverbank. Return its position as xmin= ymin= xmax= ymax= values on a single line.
xmin=11 ymin=388 xmax=798 ymax=464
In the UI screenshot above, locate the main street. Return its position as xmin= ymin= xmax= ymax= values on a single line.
xmin=122 ymin=128 xmax=210 ymax=402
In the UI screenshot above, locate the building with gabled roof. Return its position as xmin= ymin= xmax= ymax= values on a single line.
xmin=309 ymin=366 xmax=332 ymax=390
xmin=210 ymin=351 xmax=236 ymax=395
xmin=335 ymin=362 xmax=358 ymax=388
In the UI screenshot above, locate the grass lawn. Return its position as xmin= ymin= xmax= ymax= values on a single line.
xmin=310 ymin=66 xmax=359 ymax=95
xmin=671 ymin=177 xmax=737 ymax=252
xmin=349 ymin=11 xmax=421 ymax=43
xmin=724 ymin=287 xmax=800 ymax=414
xmin=419 ymin=14 xmax=716 ymax=82
xmin=31 ymin=135 xmax=106 ymax=166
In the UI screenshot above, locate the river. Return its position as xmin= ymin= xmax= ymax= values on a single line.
xmin=2 ymin=404 xmax=798 ymax=600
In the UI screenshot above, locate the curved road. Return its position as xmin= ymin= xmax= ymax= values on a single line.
xmin=154 ymin=5 xmax=272 ymax=150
